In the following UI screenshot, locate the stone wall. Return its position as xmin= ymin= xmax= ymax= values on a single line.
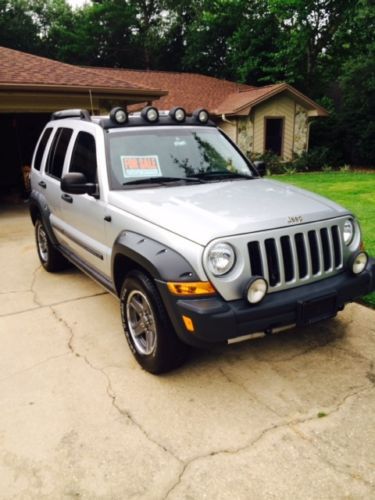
xmin=237 ymin=117 xmax=253 ymax=157
xmin=293 ymin=104 xmax=309 ymax=156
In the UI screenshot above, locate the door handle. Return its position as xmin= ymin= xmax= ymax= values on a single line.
xmin=38 ymin=181 xmax=47 ymax=189
xmin=61 ymin=193 xmax=73 ymax=204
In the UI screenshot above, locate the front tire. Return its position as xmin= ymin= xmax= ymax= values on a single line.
xmin=35 ymin=218 xmax=68 ymax=272
xmin=120 ymin=270 xmax=189 ymax=374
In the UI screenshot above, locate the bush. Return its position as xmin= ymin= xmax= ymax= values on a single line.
xmin=250 ymin=146 xmax=334 ymax=175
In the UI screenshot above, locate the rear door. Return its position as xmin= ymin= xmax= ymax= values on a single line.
xmin=43 ymin=126 xmax=73 ymax=237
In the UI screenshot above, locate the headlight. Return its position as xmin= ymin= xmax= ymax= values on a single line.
xmin=207 ymin=242 xmax=236 ymax=276
xmin=343 ymin=219 xmax=354 ymax=245
xmin=245 ymin=277 xmax=268 ymax=304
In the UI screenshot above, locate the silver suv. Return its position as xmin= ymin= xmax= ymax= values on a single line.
xmin=30 ymin=106 xmax=375 ymax=374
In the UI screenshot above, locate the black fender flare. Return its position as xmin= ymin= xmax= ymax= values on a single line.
xmin=29 ymin=190 xmax=59 ymax=245
xmin=112 ymin=231 xmax=200 ymax=290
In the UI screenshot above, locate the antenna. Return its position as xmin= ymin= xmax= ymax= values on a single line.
xmin=89 ymin=89 xmax=94 ymax=115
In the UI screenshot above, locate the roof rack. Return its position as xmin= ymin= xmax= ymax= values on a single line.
xmin=51 ymin=109 xmax=91 ymax=121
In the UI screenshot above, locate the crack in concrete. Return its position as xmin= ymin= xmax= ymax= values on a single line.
xmin=30 ymin=265 xmax=43 ymax=307
xmin=0 ymin=352 xmax=70 ymax=383
xmin=163 ymin=384 xmax=374 ymax=499
xmin=49 ymin=306 xmax=183 ymax=469
xmin=218 ymin=367 xmax=282 ymax=417
xmin=290 ymin=386 xmax=375 ymax=489
xmin=0 ymin=292 xmax=110 ymax=318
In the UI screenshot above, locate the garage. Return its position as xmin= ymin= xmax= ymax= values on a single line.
xmin=0 ymin=46 xmax=166 ymax=203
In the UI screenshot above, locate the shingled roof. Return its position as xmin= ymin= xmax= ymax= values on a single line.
xmin=0 ymin=46 xmax=166 ymax=98
xmin=90 ymin=67 xmax=253 ymax=113
xmin=215 ymin=83 xmax=329 ymax=116
xmin=90 ymin=67 xmax=327 ymax=117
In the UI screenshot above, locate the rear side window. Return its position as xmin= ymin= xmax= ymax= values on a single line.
xmin=46 ymin=127 xmax=73 ymax=179
xmin=33 ymin=128 xmax=52 ymax=171
xmin=69 ymin=132 xmax=97 ymax=183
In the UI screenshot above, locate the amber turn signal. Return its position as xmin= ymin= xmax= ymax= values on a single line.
xmin=167 ymin=281 xmax=216 ymax=296
xmin=182 ymin=315 xmax=195 ymax=332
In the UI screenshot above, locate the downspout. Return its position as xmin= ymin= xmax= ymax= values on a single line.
xmin=306 ymin=119 xmax=312 ymax=152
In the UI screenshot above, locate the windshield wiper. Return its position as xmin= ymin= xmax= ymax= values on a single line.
xmin=123 ymin=176 xmax=204 ymax=186
xmin=192 ymin=171 xmax=253 ymax=181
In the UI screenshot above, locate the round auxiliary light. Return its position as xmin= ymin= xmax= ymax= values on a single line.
xmin=169 ymin=106 xmax=186 ymax=122
xmin=141 ymin=106 xmax=159 ymax=122
xmin=193 ymin=108 xmax=209 ymax=124
xmin=110 ymin=107 xmax=128 ymax=124
xmin=245 ymin=277 xmax=268 ymax=304
xmin=207 ymin=242 xmax=236 ymax=276
xmin=351 ymin=251 xmax=368 ymax=275
xmin=343 ymin=219 xmax=355 ymax=246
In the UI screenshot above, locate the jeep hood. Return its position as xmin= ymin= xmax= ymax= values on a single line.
xmin=108 ymin=179 xmax=349 ymax=246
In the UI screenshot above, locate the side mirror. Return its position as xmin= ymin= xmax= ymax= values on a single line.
xmin=61 ymin=172 xmax=97 ymax=196
xmin=253 ymin=161 xmax=266 ymax=177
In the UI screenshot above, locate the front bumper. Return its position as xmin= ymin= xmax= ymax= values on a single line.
xmin=157 ymin=258 xmax=375 ymax=347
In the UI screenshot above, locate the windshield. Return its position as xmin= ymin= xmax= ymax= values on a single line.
xmin=107 ymin=126 xmax=254 ymax=188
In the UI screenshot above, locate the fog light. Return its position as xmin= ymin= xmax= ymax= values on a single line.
xmin=351 ymin=252 xmax=368 ymax=275
xmin=170 ymin=106 xmax=186 ymax=122
xmin=245 ymin=277 xmax=268 ymax=304
xmin=193 ymin=108 xmax=209 ymax=124
xmin=110 ymin=107 xmax=128 ymax=124
xmin=141 ymin=106 xmax=159 ymax=122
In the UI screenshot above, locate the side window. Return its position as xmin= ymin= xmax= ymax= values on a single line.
xmin=69 ymin=131 xmax=97 ymax=183
xmin=33 ymin=128 xmax=52 ymax=171
xmin=46 ymin=127 xmax=73 ymax=179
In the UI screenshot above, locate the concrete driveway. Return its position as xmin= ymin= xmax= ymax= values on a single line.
xmin=1 ymin=205 xmax=375 ymax=499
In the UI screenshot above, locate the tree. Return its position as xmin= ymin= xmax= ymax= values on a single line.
xmin=0 ymin=0 xmax=41 ymax=53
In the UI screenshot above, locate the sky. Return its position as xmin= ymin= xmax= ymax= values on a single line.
xmin=66 ymin=0 xmax=90 ymax=9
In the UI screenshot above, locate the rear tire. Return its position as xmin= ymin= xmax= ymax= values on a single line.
xmin=35 ymin=218 xmax=69 ymax=272
xmin=120 ymin=270 xmax=189 ymax=374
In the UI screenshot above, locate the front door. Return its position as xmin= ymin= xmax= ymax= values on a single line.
xmin=265 ymin=118 xmax=284 ymax=157
xmin=57 ymin=130 xmax=110 ymax=277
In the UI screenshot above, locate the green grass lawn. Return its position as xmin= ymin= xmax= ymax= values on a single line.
xmin=276 ymin=172 xmax=375 ymax=307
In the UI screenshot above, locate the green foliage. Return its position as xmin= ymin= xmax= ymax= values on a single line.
xmin=0 ymin=0 xmax=374 ymax=164
xmin=278 ymin=171 xmax=375 ymax=308
xmin=0 ymin=0 xmax=42 ymax=53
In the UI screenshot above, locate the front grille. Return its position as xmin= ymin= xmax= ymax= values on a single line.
xmin=247 ymin=224 xmax=343 ymax=290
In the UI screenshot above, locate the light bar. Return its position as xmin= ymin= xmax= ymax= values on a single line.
xmin=169 ymin=106 xmax=186 ymax=122
xmin=141 ymin=106 xmax=159 ymax=122
xmin=193 ymin=108 xmax=209 ymax=123
xmin=109 ymin=106 xmax=128 ymax=124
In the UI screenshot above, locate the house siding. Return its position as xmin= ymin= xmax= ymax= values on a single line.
xmin=253 ymin=94 xmax=295 ymax=160
xmin=219 ymin=120 xmax=237 ymax=143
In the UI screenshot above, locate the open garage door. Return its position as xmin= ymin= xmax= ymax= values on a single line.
xmin=0 ymin=113 xmax=50 ymax=202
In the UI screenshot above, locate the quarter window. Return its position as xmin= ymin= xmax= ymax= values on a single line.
xmin=69 ymin=132 xmax=97 ymax=183
xmin=46 ymin=127 xmax=73 ymax=179
xmin=33 ymin=128 xmax=52 ymax=171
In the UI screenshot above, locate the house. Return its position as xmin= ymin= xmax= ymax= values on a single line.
xmin=0 ymin=46 xmax=165 ymax=196
xmin=0 ymin=46 xmax=327 ymax=198
xmin=92 ymin=67 xmax=328 ymax=160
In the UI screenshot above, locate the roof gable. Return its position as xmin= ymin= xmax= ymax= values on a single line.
xmin=214 ymin=83 xmax=328 ymax=117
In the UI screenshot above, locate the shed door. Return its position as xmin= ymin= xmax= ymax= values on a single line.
xmin=265 ymin=118 xmax=284 ymax=156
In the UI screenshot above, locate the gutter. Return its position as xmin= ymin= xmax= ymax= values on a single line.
xmin=0 ymin=83 xmax=167 ymax=97
xmin=221 ymin=114 xmax=236 ymax=126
